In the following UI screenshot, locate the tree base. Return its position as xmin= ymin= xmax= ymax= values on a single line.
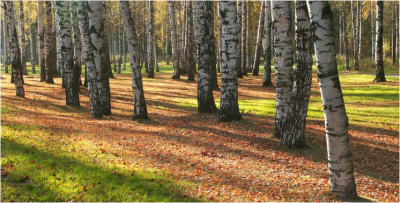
xmin=147 ymin=72 xmax=155 ymax=78
xmin=132 ymin=114 xmax=149 ymax=120
xmin=262 ymin=82 xmax=274 ymax=87
xmin=218 ymin=114 xmax=242 ymax=122
xmin=172 ymin=75 xmax=180 ymax=79
xmin=46 ymin=80 xmax=55 ymax=84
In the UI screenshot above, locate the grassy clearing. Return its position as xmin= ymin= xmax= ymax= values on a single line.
xmin=1 ymin=61 xmax=399 ymax=202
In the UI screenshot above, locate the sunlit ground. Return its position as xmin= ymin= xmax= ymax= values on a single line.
xmin=1 ymin=62 xmax=398 ymax=202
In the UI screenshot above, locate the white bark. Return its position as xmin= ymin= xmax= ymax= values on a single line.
xmin=5 ymin=2 xmax=25 ymax=97
xmin=308 ymin=1 xmax=357 ymax=198
xmin=252 ymin=1 xmax=265 ymax=76
xmin=236 ymin=1 xmax=242 ymax=78
xmin=120 ymin=1 xmax=148 ymax=120
xmin=186 ymin=1 xmax=195 ymax=81
xmin=193 ymin=1 xmax=217 ymax=113
xmin=71 ymin=1 xmax=82 ymax=85
xmin=28 ymin=9 xmax=36 ymax=74
xmin=358 ymin=1 xmax=362 ymax=62
xmin=272 ymin=1 xmax=293 ymax=138
xmin=219 ymin=1 xmax=241 ymax=122
xmin=19 ymin=2 xmax=27 ymax=75
xmin=3 ymin=9 xmax=9 ymax=73
xmin=56 ymin=1 xmax=80 ymax=106
xmin=263 ymin=0 xmax=272 ymax=86
xmin=169 ymin=1 xmax=180 ymax=79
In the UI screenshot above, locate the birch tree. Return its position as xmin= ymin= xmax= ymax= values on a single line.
xmin=169 ymin=1 xmax=180 ymax=79
xmin=343 ymin=2 xmax=349 ymax=70
xmin=272 ymin=1 xmax=293 ymax=138
xmin=186 ymin=1 xmax=195 ymax=81
xmin=38 ymin=1 xmax=46 ymax=81
xmin=103 ymin=1 xmax=114 ymax=78
xmin=193 ymin=1 xmax=217 ymax=113
xmin=71 ymin=1 xmax=82 ymax=85
xmin=89 ymin=1 xmax=112 ymax=115
xmin=4 ymin=1 xmax=25 ymax=97
xmin=120 ymin=1 xmax=149 ymax=120
xmin=351 ymin=0 xmax=359 ymax=70
xmin=166 ymin=11 xmax=169 ymax=65
xmin=148 ymin=1 xmax=155 ymax=78
xmin=28 ymin=9 xmax=36 ymax=74
xmin=45 ymin=1 xmax=54 ymax=84
xmin=236 ymin=1 xmax=243 ymax=79
xmin=219 ymin=1 xmax=241 ymax=122
xmin=263 ymin=0 xmax=273 ymax=87
xmin=252 ymin=1 xmax=265 ymax=76
xmin=118 ymin=9 xmax=122 ymax=74
xmin=308 ymin=1 xmax=357 ymax=198
xmin=281 ymin=1 xmax=312 ymax=148
xmin=56 ymin=1 xmax=80 ymax=106
xmin=19 ymin=2 xmax=27 ymax=75
xmin=3 ymin=9 xmax=9 ymax=74
xmin=374 ymin=0 xmax=386 ymax=82
xmin=358 ymin=1 xmax=362 ymax=62
xmin=241 ymin=1 xmax=247 ymax=75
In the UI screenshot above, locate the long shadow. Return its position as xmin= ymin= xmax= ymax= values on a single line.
xmin=1 ymin=137 xmax=200 ymax=202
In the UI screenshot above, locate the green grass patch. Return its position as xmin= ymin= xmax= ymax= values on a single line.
xmin=1 ymin=124 xmax=202 ymax=202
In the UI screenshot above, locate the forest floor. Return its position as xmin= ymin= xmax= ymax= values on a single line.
xmin=1 ymin=63 xmax=399 ymax=202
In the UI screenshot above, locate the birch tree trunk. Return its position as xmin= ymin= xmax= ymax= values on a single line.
xmin=252 ymin=2 xmax=265 ymax=76
xmin=180 ymin=1 xmax=187 ymax=75
xmin=38 ymin=1 xmax=46 ymax=81
xmin=392 ymin=4 xmax=396 ymax=64
xmin=86 ymin=1 xmax=112 ymax=116
xmin=78 ymin=1 xmax=100 ymax=117
xmin=358 ymin=1 xmax=362 ymax=62
xmin=28 ymin=10 xmax=36 ymax=74
xmin=120 ymin=1 xmax=148 ymax=120
xmin=193 ymin=1 xmax=217 ymax=113
xmin=218 ymin=3 xmax=223 ymax=74
xmin=71 ymin=1 xmax=82 ymax=86
xmin=236 ymin=1 xmax=243 ymax=79
xmin=374 ymin=1 xmax=386 ymax=82
xmin=54 ymin=3 xmax=64 ymax=84
xmin=169 ymin=1 xmax=180 ymax=79
xmin=166 ymin=11 xmax=169 ymax=65
xmin=124 ymin=31 xmax=126 ymax=70
xmin=242 ymin=1 xmax=248 ymax=75
xmin=186 ymin=1 xmax=195 ymax=81
xmin=210 ymin=4 xmax=218 ymax=90
xmin=263 ymin=0 xmax=273 ymax=87
xmin=339 ymin=5 xmax=342 ymax=55
xmin=19 ymin=2 xmax=27 ymax=75
xmin=103 ymin=1 xmax=114 ymax=78
xmin=371 ymin=1 xmax=374 ymax=60
xmin=272 ymin=1 xmax=293 ymax=139
xmin=148 ymin=1 xmax=155 ymax=78
xmin=219 ymin=1 xmax=241 ymax=122
xmin=118 ymin=10 xmax=122 ymax=74
xmin=5 ymin=2 xmax=25 ymax=97
xmin=56 ymin=1 xmax=80 ymax=106
xmin=397 ymin=3 xmax=399 ymax=61
xmin=308 ymin=1 xmax=357 ymax=198
xmin=344 ymin=2 xmax=350 ymax=70
xmin=246 ymin=2 xmax=251 ymax=73
xmin=281 ymin=1 xmax=312 ymax=148
xmin=45 ymin=1 xmax=54 ymax=84
xmin=3 ymin=10 xmax=9 ymax=74
xmin=351 ymin=0 xmax=359 ymax=70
